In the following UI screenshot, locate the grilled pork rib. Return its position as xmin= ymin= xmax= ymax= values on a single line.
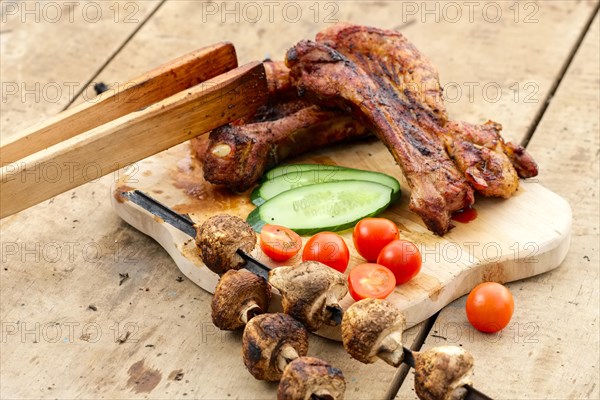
xmin=199 ymin=26 xmax=538 ymax=234
xmin=203 ymin=104 xmax=369 ymax=192
xmin=316 ymin=24 xmax=537 ymax=190
xmin=202 ymin=61 xmax=369 ymax=192
xmin=286 ymin=36 xmax=474 ymax=235
xmin=286 ymin=24 xmax=537 ymax=234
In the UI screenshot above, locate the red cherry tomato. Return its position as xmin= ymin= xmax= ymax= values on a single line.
xmin=466 ymin=282 xmax=514 ymax=333
xmin=302 ymin=232 xmax=350 ymax=273
xmin=348 ymin=263 xmax=396 ymax=301
xmin=376 ymin=239 xmax=422 ymax=285
xmin=259 ymin=224 xmax=302 ymax=262
xmin=352 ymin=218 xmax=400 ymax=262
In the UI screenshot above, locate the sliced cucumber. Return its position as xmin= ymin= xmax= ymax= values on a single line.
xmin=247 ymin=180 xmax=395 ymax=235
xmin=253 ymin=166 xmax=401 ymax=206
xmin=263 ymin=164 xmax=345 ymax=181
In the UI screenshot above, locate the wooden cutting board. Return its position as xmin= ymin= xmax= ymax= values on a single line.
xmin=111 ymin=136 xmax=571 ymax=340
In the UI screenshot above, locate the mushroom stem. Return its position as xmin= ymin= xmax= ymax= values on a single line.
xmin=326 ymin=305 xmax=343 ymax=325
xmin=239 ymin=302 xmax=263 ymax=324
xmin=325 ymin=292 xmax=343 ymax=326
xmin=277 ymin=344 xmax=300 ymax=372
xmin=310 ymin=393 xmax=333 ymax=400
xmin=377 ymin=331 xmax=404 ymax=367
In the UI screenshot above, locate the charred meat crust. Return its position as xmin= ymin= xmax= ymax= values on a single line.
xmin=504 ymin=141 xmax=538 ymax=178
xmin=277 ymin=357 xmax=346 ymax=400
xmin=444 ymin=120 xmax=519 ymax=198
xmin=203 ymin=103 xmax=368 ymax=192
xmin=202 ymin=60 xmax=369 ymax=193
xmin=211 ymin=269 xmax=271 ymax=330
xmin=242 ymin=313 xmax=309 ymax=381
xmin=195 ymin=214 xmax=256 ymax=275
xmin=285 ymin=36 xmax=474 ymax=235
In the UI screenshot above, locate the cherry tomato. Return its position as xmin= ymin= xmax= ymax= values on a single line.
xmin=259 ymin=224 xmax=302 ymax=262
xmin=352 ymin=218 xmax=400 ymax=262
xmin=466 ymin=282 xmax=514 ymax=333
xmin=376 ymin=239 xmax=422 ymax=284
xmin=348 ymin=263 xmax=396 ymax=301
xmin=302 ymin=232 xmax=350 ymax=273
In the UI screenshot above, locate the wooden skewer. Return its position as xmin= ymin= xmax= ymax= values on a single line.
xmin=0 ymin=42 xmax=238 ymax=165
xmin=0 ymin=53 xmax=268 ymax=218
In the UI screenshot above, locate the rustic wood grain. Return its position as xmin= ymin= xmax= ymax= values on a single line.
xmin=0 ymin=0 xmax=163 ymax=140
xmin=396 ymin=12 xmax=600 ymax=400
xmin=1 ymin=1 xmax=598 ymax=399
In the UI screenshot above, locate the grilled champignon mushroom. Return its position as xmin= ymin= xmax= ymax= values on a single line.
xmin=195 ymin=214 xmax=256 ymax=274
xmin=278 ymin=357 xmax=346 ymax=400
xmin=242 ymin=313 xmax=309 ymax=381
xmin=211 ymin=269 xmax=271 ymax=330
xmin=268 ymin=261 xmax=348 ymax=331
xmin=341 ymin=298 xmax=406 ymax=367
xmin=414 ymin=346 xmax=474 ymax=400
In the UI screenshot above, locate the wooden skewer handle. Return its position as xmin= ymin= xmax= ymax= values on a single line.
xmin=0 ymin=61 xmax=268 ymax=219
xmin=0 ymin=42 xmax=238 ymax=165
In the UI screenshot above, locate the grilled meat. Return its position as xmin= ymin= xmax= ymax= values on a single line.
xmin=203 ymin=103 xmax=369 ymax=192
xmin=504 ymin=141 xmax=539 ymax=179
xmin=286 ymin=29 xmax=474 ymax=235
xmin=201 ymin=61 xmax=369 ymax=192
xmin=444 ymin=121 xmax=518 ymax=197
xmin=286 ymin=24 xmax=538 ymax=233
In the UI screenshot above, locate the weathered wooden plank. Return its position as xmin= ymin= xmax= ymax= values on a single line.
xmin=397 ymin=13 xmax=600 ymax=400
xmin=1 ymin=1 xmax=598 ymax=399
xmin=0 ymin=0 xmax=162 ymax=140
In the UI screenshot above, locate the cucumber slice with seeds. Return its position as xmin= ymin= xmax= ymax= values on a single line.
xmin=252 ymin=167 xmax=401 ymax=206
xmin=247 ymin=180 xmax=395 ymax=235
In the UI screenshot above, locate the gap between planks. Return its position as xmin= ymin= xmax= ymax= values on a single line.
xmin=521 ymin=4 xmax=600 ymax=148
xmin=61 ymin=0 xmax=168 ymax=111
xmin=387 ymin=5 xmax=600 ymax=398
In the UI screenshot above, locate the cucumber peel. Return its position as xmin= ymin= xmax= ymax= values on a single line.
xmin=253 ymin=165 xmax=401 ymax=206
xmin=247 ymin=180 xmax=396 ymax=235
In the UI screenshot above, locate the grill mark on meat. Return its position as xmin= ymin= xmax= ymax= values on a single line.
xmin=286 ymin=37 xmax=473 ymax=234
xmin=202 ymin=61 xmax=370 ymax=192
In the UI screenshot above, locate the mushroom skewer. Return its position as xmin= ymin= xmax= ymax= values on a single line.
xmin=211 ymin=269 xmax=271 ymax=330
xmin=121 ymin=189 xmax=272 ymax=278
xmin=121 ymin=194 xmax=346 ymax=329
xmin=122 ymin=191 xmax=491 ymax=399
xmin=410 ymin=347 xmax=491 ymax=400
xmin=269 ymin=261 xmax=348 ymax=331
xmin=278 ymin=357 xmax=346 ymax=400
xmin=342 ymin=299 xmax=492 ymax=400
xmin=242 ymin=313 xmax=309 ymax=381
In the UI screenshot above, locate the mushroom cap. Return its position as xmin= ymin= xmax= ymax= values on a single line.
xmin=414 ymin=346 xmax=475 ymax=400
xmin=269 ymin=261 xmax=348 ymax=331
xmin=195 ymin=214 xmax=256 ymax=275
xmin=211 ymin=269 xmax=271 ymax=330
xmin=341 ymin=298 xmax=405 ymax=364
xmin=278 ymin=357 xmax=346 ymax=400
xmin=242 ymin=313 xmax=309 ymax=381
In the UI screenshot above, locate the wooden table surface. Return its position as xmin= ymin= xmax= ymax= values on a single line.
xmin=1 ymin=1 xmax=598 ymax=399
